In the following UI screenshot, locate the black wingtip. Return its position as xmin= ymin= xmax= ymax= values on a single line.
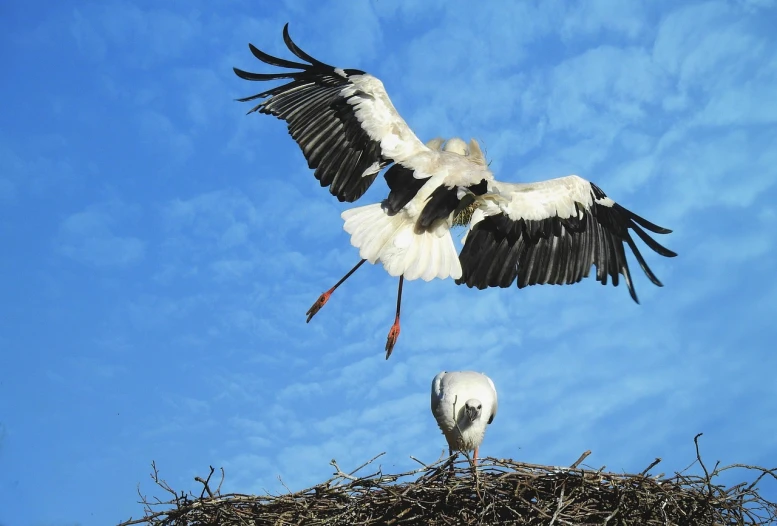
xmin=629 ymin=222 xmax=679 ymax=258
xmin=626 ymin=207 xmax=674 ymax=235
xmin=233 ymin=66 xmax=249 ymax=79
xmin=622 ymin=266 xmax=641 ymax=304
xmin=282 ymin=22 xmax=328 ymax=68
xmin=245 ymin=42 xmax=309 ymax=70
xmin=624 ymin=232 xmax=666 ymax=289
xmin=248 ymin=42 xmax=262 ymax=59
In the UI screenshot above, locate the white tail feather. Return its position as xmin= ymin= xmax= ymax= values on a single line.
xmin=342 ymin=204 xmax=462 ymax=281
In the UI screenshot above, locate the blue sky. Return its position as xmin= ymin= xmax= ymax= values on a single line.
xmin=1 ymin=1 xmax=776 ymax=524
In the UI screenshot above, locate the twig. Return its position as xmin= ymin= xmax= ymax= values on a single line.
xmin=548 ymin=482 xmax=565 ymax=526
xmin=330 ymin=459 xmax=359 ymax=481
xmin=409 ymin=455 xmax=431 ymax=469
xmin=570 ymin=450 xmax=592 ymax=469
xmin=694 ymin=433 xmax=714 ymax=498
xmin=194 ymin=465 xmax=215 ymax=498
xmin=149 ymin=460 xmax=177 ymax=498
xmin=640 ymin=458 xmax=662 ymax=477
xmin=347 ymin=452 xmax=386 ymax=477
xmin=216 ymin=467 xmax=225 ymax=495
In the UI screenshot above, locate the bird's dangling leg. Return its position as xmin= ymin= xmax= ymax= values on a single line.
xmin=384 ymin=275 xmax=404 ymax=359
xmin=473 ymin=446 xmax=479 ymax=467
xmin=306 ymin=259 xmax=367 ymax=323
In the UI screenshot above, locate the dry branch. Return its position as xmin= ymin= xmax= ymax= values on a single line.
xmin=118 ymin=441 xmax=777 ymax=526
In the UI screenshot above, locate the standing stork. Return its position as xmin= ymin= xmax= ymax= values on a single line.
xmin=431 ymin=371 xmax=498 ymax=467
xmin=233 ymin=25 xmax=677 ymax=358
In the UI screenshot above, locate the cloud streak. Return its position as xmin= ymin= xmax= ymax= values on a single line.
xmin=55 ymin=200 xmax=145 ymax=268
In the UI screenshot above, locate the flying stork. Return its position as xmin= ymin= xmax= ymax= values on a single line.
xmin=431 ymin=371 xmax=498 ymax=466
xmin=233 ymin=25 xmax=677 ymax=358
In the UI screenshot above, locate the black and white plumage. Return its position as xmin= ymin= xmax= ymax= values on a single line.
xmin=431 ymin=371 xmax=498 ymax=464
xmin=458 ymin=177 xmax=677 ymax=303
xmin=234 ymin=28 xmax=490 ymax=283
xmin=233 ymin=25 xmax=677 ymax=357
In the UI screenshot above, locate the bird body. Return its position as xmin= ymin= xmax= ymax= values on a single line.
xmin=234 ymin=25 xmax=677 ymax=357
xmin=341 ymin=138 xmax=489 ymax=282
xmin=341 ymin=201 xmax=460 ymax=281
xmin=431 ymin=371 xmax=498 ymax=462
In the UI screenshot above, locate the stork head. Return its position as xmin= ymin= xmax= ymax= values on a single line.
xmin=443 ymin=137 xmax=468 ymax=156
xmin=464 ymin=398 xmax=483 ymax=422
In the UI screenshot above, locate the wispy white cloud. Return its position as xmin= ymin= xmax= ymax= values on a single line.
xmin=0 ymin=138 xmax=80 ymax=199
xmin=55 ymin=200 xmax=145 ymax=268
xmin=653 ymin=1 xmax=766 ymax=91
xmin=137 ymin=110 xmax=195 ymax=164
xmin=559 ymin=0 xmax=648 ymax=41
xmin=70 ymin=2 xmax=203 ymax=67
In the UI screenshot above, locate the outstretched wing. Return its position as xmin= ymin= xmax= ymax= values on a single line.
xmin=234 ymin=24 xmax=426 ymax=202
xmin=457 ymin=175 xmax=677 ymax=303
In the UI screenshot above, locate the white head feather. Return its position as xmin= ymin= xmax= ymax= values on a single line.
xmin=442 ymin=137 xmax=468 ymax=156
xmin=425 ymin=137 xmax=445 ymax=151
xmin=467 ymin=138 xmax=487 ymax=166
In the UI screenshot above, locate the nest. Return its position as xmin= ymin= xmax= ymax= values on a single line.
xmin=119 ymin=436 xmax=777 ymax=526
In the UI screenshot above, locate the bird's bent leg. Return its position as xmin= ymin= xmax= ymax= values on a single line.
xmin=384 ymin=275 xmax=404 ymax=359
xmin=305 ymin=259 xmax=366 ymax=323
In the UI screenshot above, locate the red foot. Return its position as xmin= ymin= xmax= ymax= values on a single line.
xmin=305 ymin=290 xmax=332 ymax=323
xmin=385 ymin=318 xmax=401 ymax=359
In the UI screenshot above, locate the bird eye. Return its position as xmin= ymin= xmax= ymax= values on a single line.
xmin=477 ymin=404 xmax=482 ymax=409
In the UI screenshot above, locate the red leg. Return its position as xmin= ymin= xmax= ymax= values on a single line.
xmin=384 ymin=275 xmax=404 ymax=359
xmin=473 ymin=446 xmax=479 ymax=466
xmin=306 ymin=259 xmax=366 ymax=323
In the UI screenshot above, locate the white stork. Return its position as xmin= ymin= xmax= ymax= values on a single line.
xmin=233 ymin=25 xmax=677 ymax=358
xmin=431 ymin=371 xmax=498 ymax=465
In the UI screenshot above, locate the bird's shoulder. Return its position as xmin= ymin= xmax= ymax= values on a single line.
xmin=433 ymin=371 xmax=494 ymax=394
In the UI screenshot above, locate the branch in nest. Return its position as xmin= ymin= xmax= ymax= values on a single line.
xmin=569 ymin=450 xmax=591 ymax=470
xmin=117 ymin=438 xmax=777 ymax=526
xmin=194 ymin=466 xmax=216 ymax=499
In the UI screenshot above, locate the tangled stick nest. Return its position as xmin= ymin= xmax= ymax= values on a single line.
xmin=119 ymin=435 xmax=777 ymax=526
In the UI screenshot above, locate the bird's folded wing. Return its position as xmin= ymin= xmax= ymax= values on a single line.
xmin=234 ymin=24 xmax=426 ymax=202
xmin=431 ymin=372 xmax=455 ymax=430
xmin=456 ymin=176 xmax=677 ymax=303
xmin=486 ymin=375 xmax=498 ymax=425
